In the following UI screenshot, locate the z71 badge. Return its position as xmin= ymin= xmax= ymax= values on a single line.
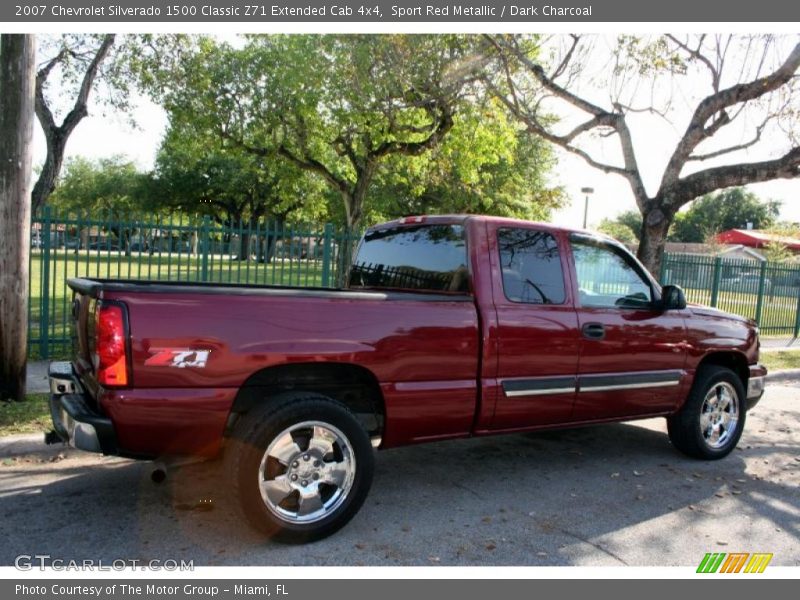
xmin=145 ymin=348 xmax=211 ymax=368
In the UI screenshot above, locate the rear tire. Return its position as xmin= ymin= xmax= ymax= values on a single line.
xmin=667 ymin=365 xmax=746 ymax=460
xmin=225 ymin=392 xmax=374 ymax=543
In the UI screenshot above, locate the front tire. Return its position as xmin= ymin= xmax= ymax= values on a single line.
xmin=226 ymin=392 xmax=374 ymax=543
xmin=667 ymin=365 xmax=746 ymax=460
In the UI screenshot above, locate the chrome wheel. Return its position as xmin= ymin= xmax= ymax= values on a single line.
xmin=700 ymin=382 xmax=740 ymax=449
xmin=258 ymin=421 xmax=356 ymax=525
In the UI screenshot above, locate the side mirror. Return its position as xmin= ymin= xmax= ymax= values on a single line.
xmin=661 ymin=284 xmax=687 ymax=310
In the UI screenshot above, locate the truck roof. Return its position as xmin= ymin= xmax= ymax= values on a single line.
xmin=366 ymin=214 xmax=597 ymax=237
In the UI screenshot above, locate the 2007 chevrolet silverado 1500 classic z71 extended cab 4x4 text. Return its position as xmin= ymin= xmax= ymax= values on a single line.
xmin=47 ymin=215 xmax=766 ymax=542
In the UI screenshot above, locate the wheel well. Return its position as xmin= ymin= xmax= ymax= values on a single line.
xmin=698 ymin=352 xmax=749 ymax=386
xmin=227 ymin=363 xmax=385 ymax=438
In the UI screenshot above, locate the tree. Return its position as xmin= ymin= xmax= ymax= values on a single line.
xmin=49 ymin=155 xmax=151 ymax=214
xmin=597 ymin=218 xmax=639 ymax=243
xmin=367 ymin=102 xmax=565 ymax=223
xmin=759 ymin=223 xmax=800 ymax=263
xmin=0 ymin=35 xmax=35 ymax=402
xmin=33 ymin=34 xmax=115 ymax=214
xmin=32 ymin=34 xmax=188 ymax=214
xmin=48 ymin=155 xmax=154 ymax=252
xmin=597 ymin=209 xmax=643 ymax=242
xmin=669 ymin=187 xmax=780 ymax=242
xmin=156 ymin=35 xmax=483 ymax=234
xmin=153 ymin=119 xmax=327 ymax=260
xmin=485 ymin=34 xmax=800 ymax=274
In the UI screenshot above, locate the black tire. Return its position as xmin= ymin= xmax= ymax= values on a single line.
xmin=667 ymin=365 xmax=746 ymax=460
xmin=225 ymin=392 xmax=374 ymax=543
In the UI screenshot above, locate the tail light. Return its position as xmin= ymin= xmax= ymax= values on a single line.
xmin=94 ymin=303 xmax=129 ymax=387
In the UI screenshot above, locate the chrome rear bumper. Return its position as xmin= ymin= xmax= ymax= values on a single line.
xmin=46 ymin=361 xmax=118 ymax=455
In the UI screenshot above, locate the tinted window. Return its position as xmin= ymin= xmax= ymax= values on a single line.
xmin=570 ymin=239 xmax=653 ymax=308
xmin=498 ymin=228 xmax=565 ymax=304
xmin=349 ymin=224 xmax=469 ymax=293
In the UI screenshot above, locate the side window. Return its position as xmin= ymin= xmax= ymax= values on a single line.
xmin=498 ymin=228 xmax=566 ymax=305
xmin=570 ymin=239 xmax=653 ymax=308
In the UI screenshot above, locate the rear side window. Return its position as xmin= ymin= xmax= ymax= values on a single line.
xmin=498 ymin=228 xmax=566 ymax=304
xmin=349 ymin=224 xmax=469 ymax=293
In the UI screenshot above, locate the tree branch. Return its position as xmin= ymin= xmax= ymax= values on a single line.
xmin=277 ymin=145 xmax=351 ymax=195
xmin=670 ymin=146 xmax=800 ymax=201
xmin=551 ymin=34 xmax=580 ymax=80
xmin=666 ymin=34 xmax=721 ymax=91
xmin=661 ymin=40 xmax=800 ymax=187
xmin=687 ymin=116 xmax=769 ymax=162
xmin=372 ymin=102 xmax=454 ymax=158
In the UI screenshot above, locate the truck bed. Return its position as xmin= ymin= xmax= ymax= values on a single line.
xmin=67 ymin=277 xmax=481 ymax=456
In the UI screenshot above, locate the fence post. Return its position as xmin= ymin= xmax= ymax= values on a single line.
xmin=200 ymin=215 xmax=210 ymax=282
xmin=793 ymin=285 xmax=800 ymax=339
xmin=754 ymin=260 xmax=767 ymax=325
xmin=709 ymin=257 xmax=722 ymax=308
xmin=39 ymin=206 xmax=52 ymax=359
xmin=321 ymin=223 xmax=333 ymax=288
xmin=659 ymin=253 xmax=668 ymax=283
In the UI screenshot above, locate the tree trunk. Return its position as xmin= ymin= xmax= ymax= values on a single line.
xmin=238 ymin=230 xmax=253 ymax=261
xmin=336 ymin=190 xmax=364 ymax=287
xmin=335 ymin=166 xmax=375 ymax=286
xmin=637 ymin=206 xmax=673 ymax=279
xmin=0 ymin=35 xmax=36 ymax=402
xmin=259 ymin=217 xmax=284 ymax=264
xmin=31 ymin=131 xmax=66 ymax=214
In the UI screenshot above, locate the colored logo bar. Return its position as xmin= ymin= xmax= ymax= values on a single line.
xmin=697 ymin=552 xmax=773 ymax=573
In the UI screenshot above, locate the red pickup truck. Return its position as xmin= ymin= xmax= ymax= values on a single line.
xmin=48 ymin=215 xmax=766 ymax=542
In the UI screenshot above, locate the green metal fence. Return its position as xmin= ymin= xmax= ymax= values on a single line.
xmin=29 ymin=208 xmax=357 ymax=359
xmin=28 ymin=209 xmax=800 ymax=359
xmin=661 ymin=253 xmax=800 ymax=337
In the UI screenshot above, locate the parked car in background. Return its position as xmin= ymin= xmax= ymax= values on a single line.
xmin=87 ymin=240 xmax=121 ymax=252
xmin=721 ymin=272 xmax=772 ymax=295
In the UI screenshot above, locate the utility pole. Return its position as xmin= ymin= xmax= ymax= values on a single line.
xmin=581 ymin=186 xmax=594 ymax=229
xmin=0 ymin=35 xmax=36 ymax=401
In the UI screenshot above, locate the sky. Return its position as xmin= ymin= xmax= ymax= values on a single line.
xmin=32 ymin=34 xmax=800 ymax=229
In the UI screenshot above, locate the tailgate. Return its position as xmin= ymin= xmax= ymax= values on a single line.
xmin=67 ymin=279 xmax=103 ymax=398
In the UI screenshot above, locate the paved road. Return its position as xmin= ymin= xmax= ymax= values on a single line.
xmin=1 ymin=385 xmax=798 ymax=567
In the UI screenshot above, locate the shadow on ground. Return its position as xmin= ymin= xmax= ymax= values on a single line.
xmin=1 ymin=401 xmax=798 ymax=566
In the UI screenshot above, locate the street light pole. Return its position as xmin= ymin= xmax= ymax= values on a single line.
xmin=581 ymin=187 xmax=594 ymax=229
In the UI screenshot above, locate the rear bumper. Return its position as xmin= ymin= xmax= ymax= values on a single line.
xmin=47 ymin=361 xmax=118 ymax=455
xmin=746 ymin=363 xmax=767 ymax=411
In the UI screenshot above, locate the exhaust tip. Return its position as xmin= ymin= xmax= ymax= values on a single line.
xmin=151 ymin=468 xmax=167 ymax=484
xmin=44 ymin=430 xmax=63 ymax=445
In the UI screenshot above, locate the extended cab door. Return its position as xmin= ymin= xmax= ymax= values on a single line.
xmin=487 ymin=224 xmax=581 ymax=430
xmin=568 ymin=234 xmax=689 ymax=420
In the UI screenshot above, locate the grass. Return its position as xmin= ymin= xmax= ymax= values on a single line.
xmin=0 ymin=394 xmax=51 ymax=437
xmin=29 ymin=249 xmax=332 ymax=359
xmin=681 ymin=286 xmax=799 ymax=336
xmin=761 ymin=351 xmax=800 ymax=372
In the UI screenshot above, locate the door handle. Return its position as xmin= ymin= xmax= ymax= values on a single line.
xmin=582 ymin=322 xmax=605 ymax=340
